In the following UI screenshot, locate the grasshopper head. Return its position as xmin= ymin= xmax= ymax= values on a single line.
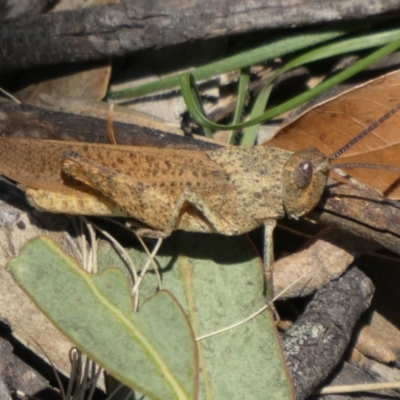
xmin=282 ymin=148 xmax=329 ymax=218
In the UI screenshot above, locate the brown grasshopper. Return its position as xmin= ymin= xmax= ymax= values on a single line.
xmin=0 ymin=104 xmax=398 ymax=305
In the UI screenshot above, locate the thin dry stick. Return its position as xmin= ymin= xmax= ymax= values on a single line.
xmin=82 ymin=219 xmax=98 ymax=273
xmin=106 ymin=383 xmax=128 ymax=400
xmin=132 ymin=232 xmax=163 ymax=291
xmin=32 ymin=340 xmax=67 ymax=400
xmin=79 ymin=217 xmax=141 ymax=308
xmin=131 ymin=237 xmax=163 ymax=297
xmin=0 ymin=86 xmax=20 ymax=103
xmin=80 ymin=217 xmax=139 ymax=282
xmin=16 ymin=390 xmax=43 ymax=400
xmin=100 ymin=217 xmax=163 ymax=290
xmin=317 ymin=381 xmax=400 ymax=395
xmin=196 ymin=269 xmax=315 ymax=341
xmin=67 ymin=348 xmax=103 ymax=400
xmin=71 ymin=217 xmax=88 ymax=268
xmin=107 ymin=102 xmax=117 ymax=145
xmin=331 ymin=167 xmax=383 ymax=197
xmin=71 ymin=217 xmax=98 ymax=273
xmin=80 ymin=353 xmax=102 ymax=399
xmin=66 ymin=349 xmax=80 ymax=399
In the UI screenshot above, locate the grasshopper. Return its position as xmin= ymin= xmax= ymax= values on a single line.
xmin=0 ymin=104 xmax=398 ymax=306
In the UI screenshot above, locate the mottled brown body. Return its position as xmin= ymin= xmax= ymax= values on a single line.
xmin=0 ymin=137 xmax=329 ymax=237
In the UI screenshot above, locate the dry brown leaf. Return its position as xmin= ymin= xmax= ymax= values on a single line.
xmin=27 ymin=62 xmax=112 ymax=102
xmin=355 ymin=313 xmax=398 ymax=365
xmin=265 ymin=69 xmax=400 ymax=198
xmin=350 ymin=348 xmax=400 ymax=384
xmin=15 ymin=0 xmax=119 ymax=103
xmin=274 ymin=227 xmax=377 ymax=299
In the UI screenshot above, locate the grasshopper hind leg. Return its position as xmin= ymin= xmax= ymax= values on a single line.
xmin=158 ymin=186 xmax=237 ymax=236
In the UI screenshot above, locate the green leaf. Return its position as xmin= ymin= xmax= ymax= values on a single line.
xmin=98 ymin=233 xmax=295 ymax=400
xmin=8 ymin=236 xmax=198 ymax=400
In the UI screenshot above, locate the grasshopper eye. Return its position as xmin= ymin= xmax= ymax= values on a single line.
xmin=282 ymin=148 xmax=330 ymax=218
xmin=293 ymin=161 xmax=313 ymax=189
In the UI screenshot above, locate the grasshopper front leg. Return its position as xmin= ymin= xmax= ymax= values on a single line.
xmin=263 ymin=221 xmax=277 ymax=312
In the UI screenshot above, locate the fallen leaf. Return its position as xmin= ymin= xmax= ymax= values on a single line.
xmin=9 ymin=236 xmax=198 ymax=400
xmin=274 ymin=227 xmax=376 ymax=299
xmin=264 ymin=69 xmax=400 ymax=198
xmin=355 ymin=313 xmax=397 ymax=365
xmin=98 ymin=233 xmax=296 ymax=400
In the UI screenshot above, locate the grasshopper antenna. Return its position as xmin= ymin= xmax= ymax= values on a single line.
xmin=325 ymin=102 xmax=400 ymax=205
xmin=329 ymin=102 xmax=400 ymax=161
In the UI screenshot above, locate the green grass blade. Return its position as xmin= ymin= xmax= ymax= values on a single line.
xmin=108 ymin=27 xmax=356 ymax=101
xmin=181 ymin=37 xmax=400 ymax=131
xmin=264 ymin=36 xmax=400 ymax=121
xmin=227 ymin=68 xmax=251 ymax=144
xmin=239 ymin=28 xmax=400 ymax=145
xmin=280 ymin=27 xmax=400 ymax=75
xmin=241 ymin=82 xmax=273 ymax=146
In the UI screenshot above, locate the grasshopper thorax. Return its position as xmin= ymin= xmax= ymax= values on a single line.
xmin=282 ymin=148 xmax=330 ymax=219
